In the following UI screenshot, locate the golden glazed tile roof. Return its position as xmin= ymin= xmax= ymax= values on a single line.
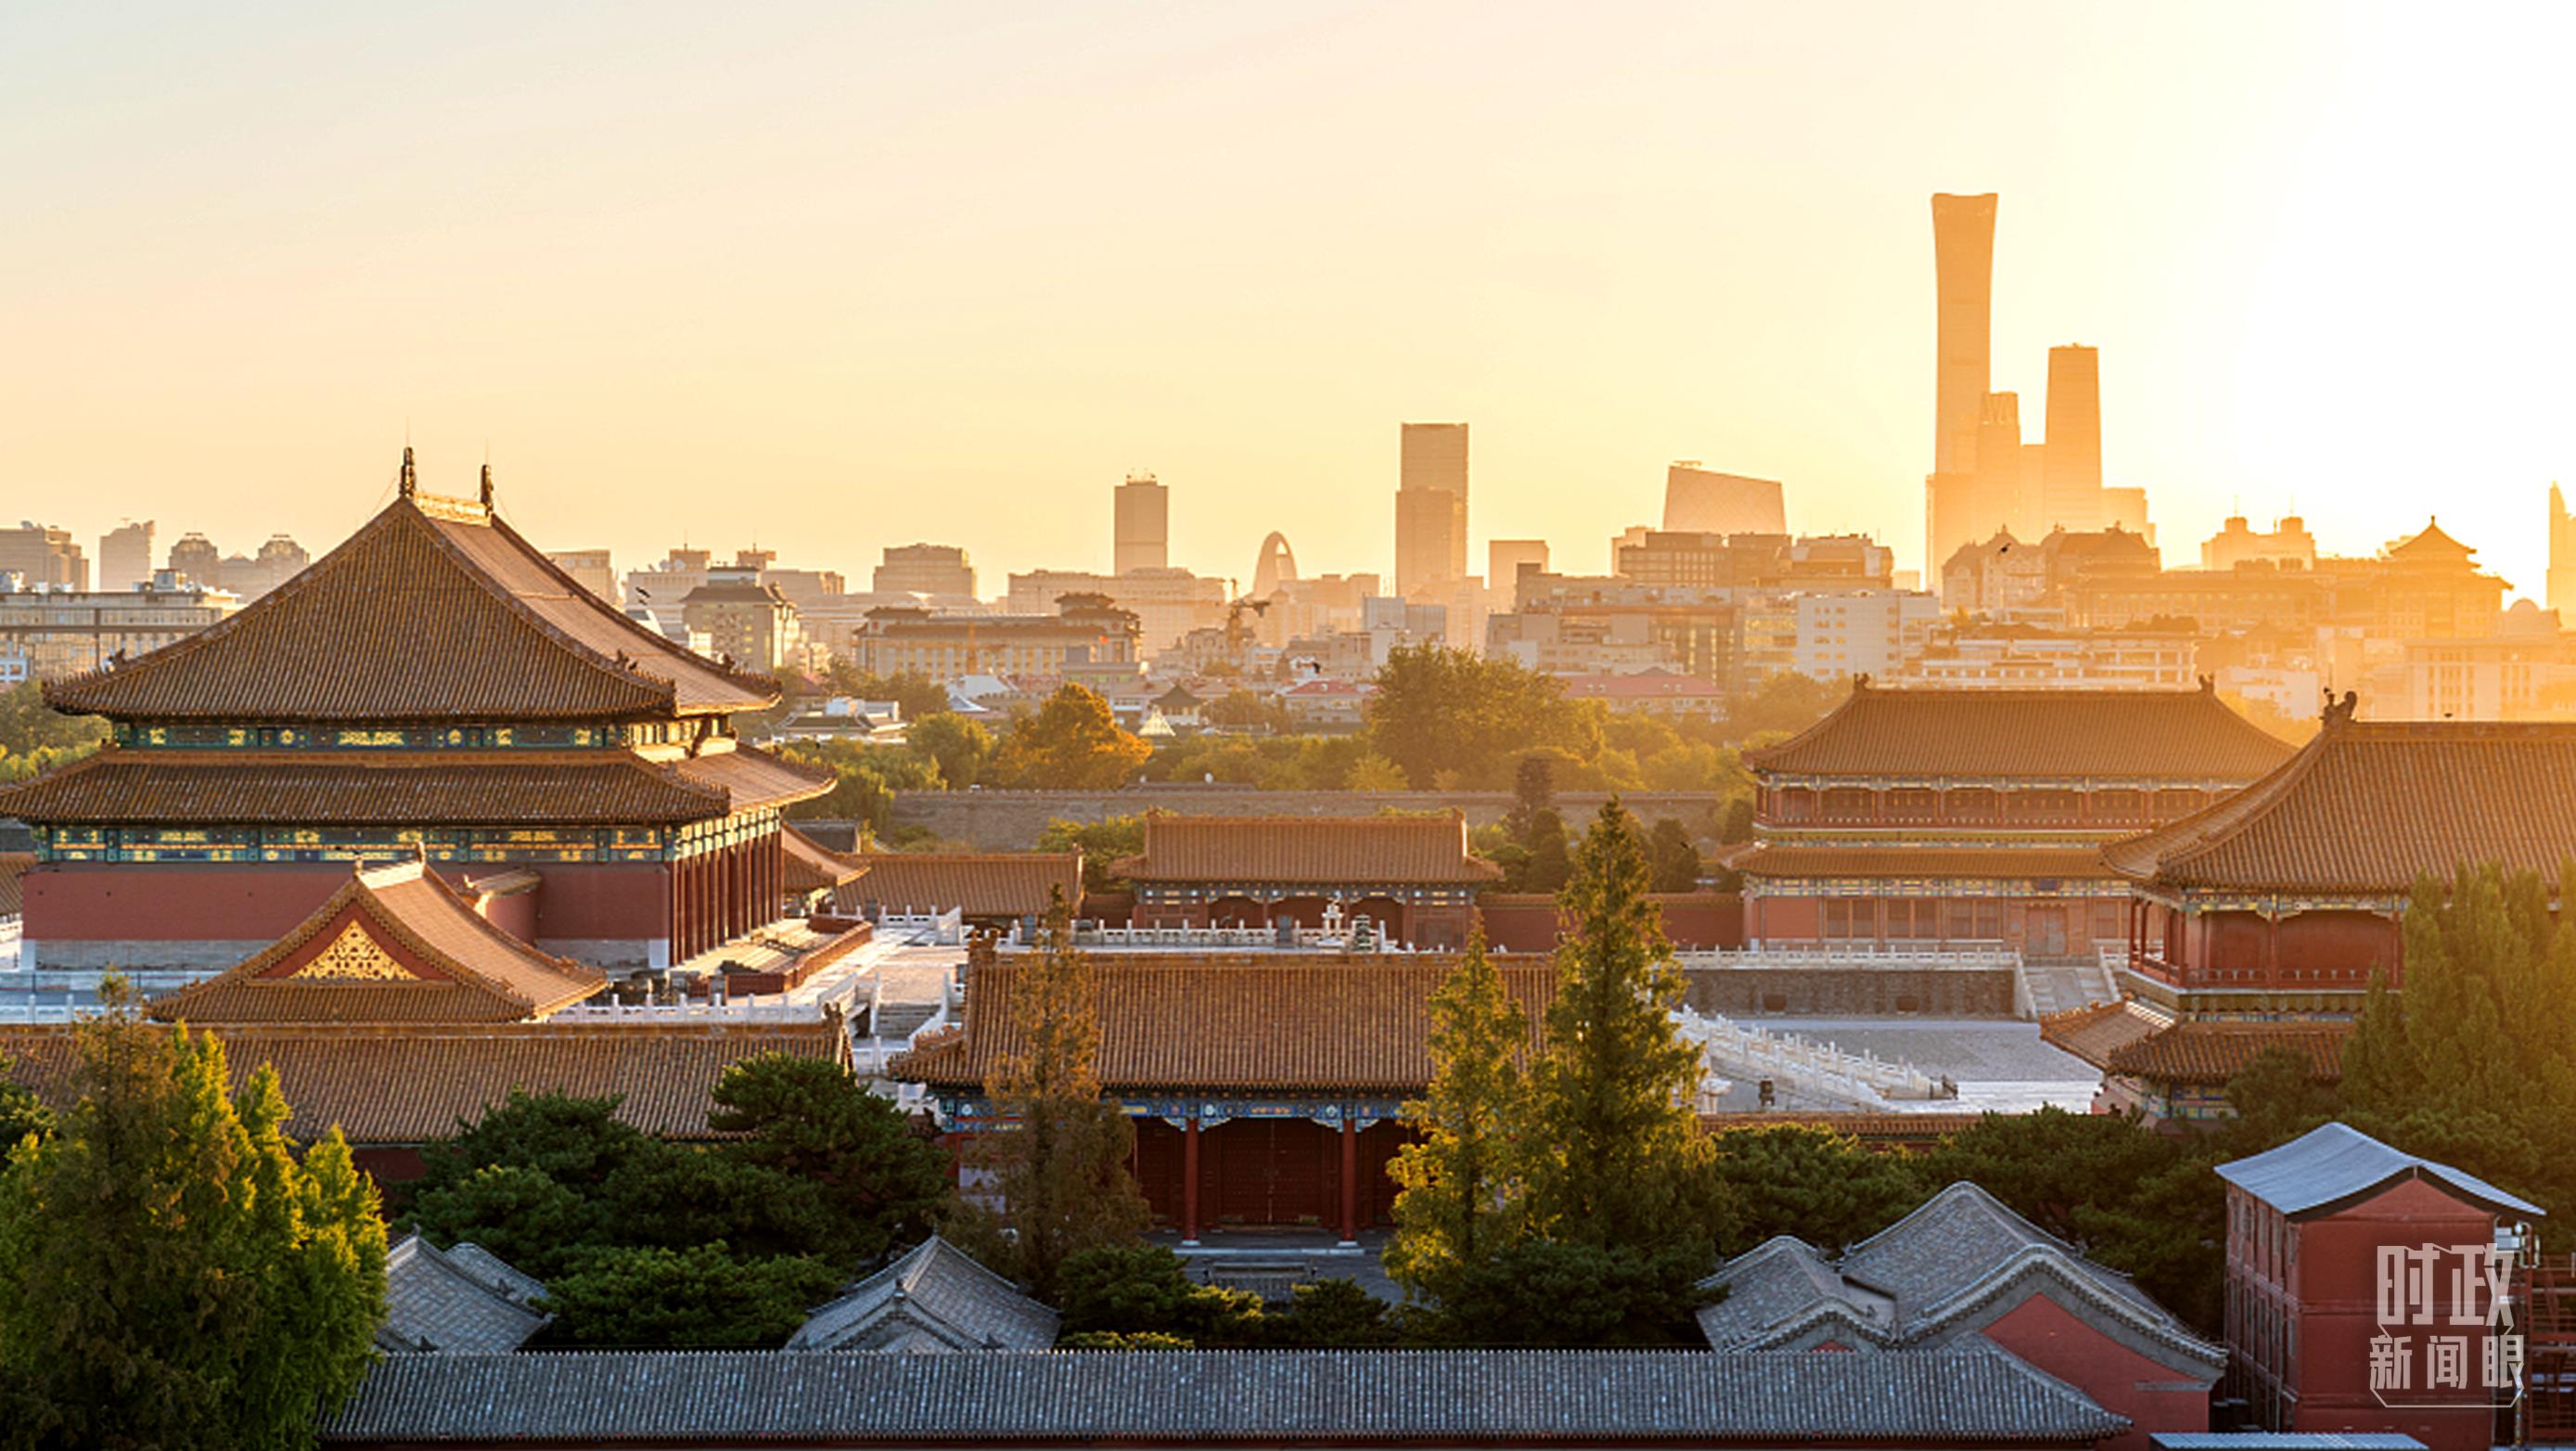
xmin=781 ymin=825 xmax=869 ymax=894
xmin=0 ymin=1017 xmax=850 ymax=1144
xmin=1744 ymin=683 xmax=2295 ymax=781
xmin=0 ymin=744 xmax=826 ymax=825
xmin=833 ymin=853 xmax=1083 ymax=919
xmin=2099 ymin=1019 xmax=2350 ymax=1087
xmin=1111 ymin=812 xmax=1503 ymax=887
xmin=897 ymin=958 xmax=1553 ymax=1095
xmin=2035 ymin=997 xmax=2172 ymax=1070
xmin=42 ymin=493 xmax=779 ymax=724
xmin=2103 ymin=719 xmax=2576 ymax=895
xmin=149 ymin=861 xmax=605 ymax=1025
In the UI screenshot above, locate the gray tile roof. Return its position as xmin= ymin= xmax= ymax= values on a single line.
xmin=378 ymin=1237 xmax=547 ymax=1355
xmin=785 ymin=1235 xmax=1059 ymax=1352
xmin=1696 ymin=1183 xmax=2224 ymax=1375
xmin=322 ymin=1342 xmax=2128 ymax=1445
xmin=2215 ymin=1122 xmax=2545 ymax=1221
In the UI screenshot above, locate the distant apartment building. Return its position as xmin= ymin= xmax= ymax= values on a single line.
xmin=97 ymin=520 xmax=154 ymax=595
xmin=1614 ymin=531 xmax=1784 ymax=590
xmin=1006 ymin=568 xmax=1225 ymax=655
xmin=546 ymin=548 xmax=620 ymax=608
xmin=2200 ymin=515 xmax=2316 ymax=571
xmin=0 ymin=523 xmax=86 ymax=592
xmin=624 ymin=548 xmax=711 ymax=621
xmin=1792 ymin=590 xmax=1942 ymax=682
xmin=1660 ymin=463 xmax=1786 ymax=535
xmin=1256 ymin=572 xmax=1378 ymax=648
xmin=166 ymin=533 xmax=221 ymax=587
xmin=1113 ymin=471 xmax=1169 ymax=575
xmin=845 ymin=594 xmax=1139 ymax=684
xmin=680 ymin=568 xmax=803 ymax=673
xmin=1557 ymin=669 xmax=1728 ymax=720
xmin=1490 ymin=575 xmax=1740 ymax=688
xmin=872 ymin=543 xmax=978 ymax=600
xmin=2070 ymin=520 xmax=2505 ymax=642
xmin=2400 ymin=599 xmax=2576 ymax=720
xmin=760 ymin=568 xmax=846 ymax=611
xmin=0 ymin=572 xmax=240 ymax=684
xmin=1393 ymin=422 xmax=1468 ymax=598
xmin=1893 ymin=624 xmax=2198 ymax=690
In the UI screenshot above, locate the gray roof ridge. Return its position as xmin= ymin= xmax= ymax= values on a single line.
xmin=1896 ymin=1243 xmax=2226 ymax=1369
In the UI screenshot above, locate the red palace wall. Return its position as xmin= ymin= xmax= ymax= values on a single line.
xmin=1980 ymin=1291 xmax=2213 ymax=1451
xmin=2137 ymin=904 xmax=2402 ymax=992
xmin=23 ymin=860 xmax=673 ymax=960
xmin=1479 ymin=893 xmax=1743 ymax=954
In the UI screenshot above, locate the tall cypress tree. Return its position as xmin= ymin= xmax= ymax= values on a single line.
xmin=1386 ymin=927 xmax=1531 ymax=1303
xmin=953 ymin=887 xmax=1151 ymax=1301
xmin=1520 ymin=801 xmax=1718 ymax=1255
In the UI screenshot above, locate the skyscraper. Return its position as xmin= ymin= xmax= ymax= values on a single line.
xmin=1487 ymin=539 xmax=1549 ymax=613
xmin=1395 ymin=422 xmax=1468 ymax=597
xmin=1661 ymin=464 xmax=1786 ymax=534
xmin=2550 ymin=484 xmax=2576 ymax=614
xmin=2042 ymin=344 xmax=2104 ymax=533
xmin=1113 ymin=470 xmax=1168 ymax=575
xmin=98 ymin=520 xmax=154 ymax=595
xmin=1928 ymin=192 xmax=1998 ymax=575
xmin=1972 ymin=392 xmax=2026 ymax=541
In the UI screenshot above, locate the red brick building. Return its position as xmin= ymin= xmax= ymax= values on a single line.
xmin=1114 ymin=813 xmax=1498 ymax=949
xmin=0 ymin=453 xmax=829 ymax=975
xmin=2216 ymin=1123 xmax=2542 ymax=1451
xmin=1734 ymin=683 xmax=2291 ymax=960
xmin=898 ymin=954 xmax=1549 ymax=1240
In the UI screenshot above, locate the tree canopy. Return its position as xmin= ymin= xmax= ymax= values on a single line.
xmin=990 ymin=684 xmax=1153 ymax=789
xmin=1365 ymin=644 xmax=1598 ymax=789
xmin=0 ymin=983 xmax=387 ymax=1449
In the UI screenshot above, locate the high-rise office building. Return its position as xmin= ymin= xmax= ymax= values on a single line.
xmin=1487 ymin=540 xmax=1549 ymax=613
xmin=1252 ymin=533 xmax=1299 ymax=599
xmin=2551 ymin=484 xmax=2576 ymax=614
xmin=872 ymin=543 xmax=977 ymax=600
xmin=98 ymin=520 xmax=154 ymax=595
xmin=167 ymin=533 xmax=220 ymax=587
xmin=1661 ymin=464 xmax=1786 ymax=534
xmin=0 ymin=523 xmax=87 ymax=591
xmin=1113 ymin=471 xmax=1169 ymax=575
xmin=2042 ymin=344 xmax=2104 ymax=533
xmin=1395 ymin=422 xmax=1469 ymax=597
xmin=1928 ymin=192 xmax=1998 ymax=576
xmin=1972 ymin=392 xmax=2028 ymax=542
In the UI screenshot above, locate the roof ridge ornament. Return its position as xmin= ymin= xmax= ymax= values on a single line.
xmin=2322 ymin=689 xmax=2359 ymax=728
xmin=480 ymin=463 xmax=495 ymax=510
xmin=399 ymin=445 xmax=418 ymax=500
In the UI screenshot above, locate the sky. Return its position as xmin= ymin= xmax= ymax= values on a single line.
xmin=4 ymin=1 xmax=2571 ymax=597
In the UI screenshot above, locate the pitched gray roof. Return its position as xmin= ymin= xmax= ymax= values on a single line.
xmin=378 ymin=1237 xmax=547 ymax=1355
xmin=323 ymin=1342 xmax=2127 ymax=1445
xmin=1697 ymin=1183 xmax=2224 ymax=1374
xmin=2215 ymin=1121 xmax=2545 ymax=1221
xmin=785 ymin=1235 xmax=1060 ymax=1352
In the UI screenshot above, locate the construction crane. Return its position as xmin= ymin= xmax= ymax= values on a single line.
xmin=1223 ymin=596 xmax=1270 ymax=668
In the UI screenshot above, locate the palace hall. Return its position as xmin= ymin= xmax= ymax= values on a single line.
xmin=0 ymin=452 xmax=831 ymax=975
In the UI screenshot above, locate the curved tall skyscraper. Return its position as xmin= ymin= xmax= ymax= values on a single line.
xmin=1928 ymin=193 xmax=1998 ymax=576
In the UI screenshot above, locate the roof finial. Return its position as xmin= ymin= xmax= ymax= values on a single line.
xmin=480 ymin=462 xmax=494 ymax=509
xmin=2322 ymin=689 xmax=2359 ymax=728
xmin=399 ymin=445 xmax=417 ymax=500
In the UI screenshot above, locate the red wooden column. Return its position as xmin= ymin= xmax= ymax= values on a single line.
xmin=2262 ymin=910 xmax=2283 ymax=987
xmin=1181 ymin=1116 xmax=1202 ymax=1245
xmin=1338 ymin=1115 xmax=1360 ymax=1245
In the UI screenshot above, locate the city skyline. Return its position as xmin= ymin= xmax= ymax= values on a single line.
xmin=3 ymin=3 xmax=2570 ymax=594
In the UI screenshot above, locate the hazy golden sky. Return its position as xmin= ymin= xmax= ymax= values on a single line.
xmin=4 ymin=2 xmax=2570 ymax=595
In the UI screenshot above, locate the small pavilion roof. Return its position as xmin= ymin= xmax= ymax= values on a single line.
xmin=379 ymin=1236 xmax=548 ymax=1355
xmin=43 ymin=479 xmax=779 ymax=724
xmin=2217 ymin=1122 xmax=2544 ymax=1222
xmin=1111 ymin=812 xmax=1502 ymax=887
xmin=1743 ymin=682 xmax=2294 ymax=781
xmin=148 ymin=860 xmax=604 ymax=1024
xmin=787 ymin=1236 xmax=1059 ymax=1353
xmin=2103 ymin=715 xmax=2576 ymax=895
xmin=898 ymin=957 xmax=1550 ymax=1096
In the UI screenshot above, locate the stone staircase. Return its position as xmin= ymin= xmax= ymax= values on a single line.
xmin=2017 ymin=960 xmax=2118 ymax=1020
xmin=871 ymin=998 xmax=942 ymax=1041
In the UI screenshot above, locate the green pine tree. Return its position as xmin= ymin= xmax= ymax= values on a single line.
xmin=0 ymin=980 xmax=388 ymax=1449
xmin=1386 ymin=927 xmax=1532 ymax=1304
xmin=1519 ymin=801 xmax=1717 ymax=1256
xmin=951 ymin=886 xmax=1152 ymax=1300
